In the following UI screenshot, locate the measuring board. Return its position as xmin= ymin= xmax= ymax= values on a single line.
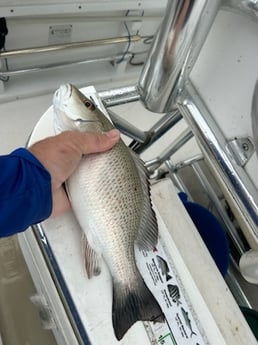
xmin=135 ymin=210 xmax=208 ymax=345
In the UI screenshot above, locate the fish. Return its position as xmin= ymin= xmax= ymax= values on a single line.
xmin=181 ymin=307 xmax=197 ymax=338
xmin=53 ymin=83 xmax=164 ymax=340
xmin=156 ymin=255 xmax=172 ymax=281
xmin=167 ymin=284 xmax=181 ymax=306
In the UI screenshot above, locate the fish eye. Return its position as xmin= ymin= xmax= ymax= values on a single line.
xmin=84 ymin=99 xmax=96 ymax=111
xmin=84 ymin=101 xmax=91 ymax=108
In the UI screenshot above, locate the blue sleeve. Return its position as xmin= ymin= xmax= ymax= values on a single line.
xmin=0 ymin=148 xmax=52 ymax=237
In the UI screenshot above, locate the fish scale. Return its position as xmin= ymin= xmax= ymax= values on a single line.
xmin=71 ymin=149 xmax=143 ymax=288
xmin=53 ymin=83 xmax=164 ymax=340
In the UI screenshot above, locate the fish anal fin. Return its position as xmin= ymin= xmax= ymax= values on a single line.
xmin=112 ymin=274 xmax=164 ymax=340
xmin=82 ymin=233 xmax=101 ymax=279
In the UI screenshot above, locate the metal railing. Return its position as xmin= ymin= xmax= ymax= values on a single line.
xmin=0 ymin=35 xmax=140 ymax=59
xmin=137 ymin=0 xmax=258 ymax=243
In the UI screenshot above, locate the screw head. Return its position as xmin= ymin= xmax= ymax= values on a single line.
xmin=242 ymin=142 xmax=249 ymax=151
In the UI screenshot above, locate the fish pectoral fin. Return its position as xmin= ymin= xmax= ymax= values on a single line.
xmin=130 ymin=150 xmax=159 ymax=250
xmin=82 ymin=233 xmax=102 ymax=278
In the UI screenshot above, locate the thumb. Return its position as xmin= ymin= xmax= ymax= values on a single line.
xmin=78 ymin=129 xmax=120 ymax=154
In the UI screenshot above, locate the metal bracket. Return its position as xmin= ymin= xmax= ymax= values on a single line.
xmin=226 ymin=137 xmax=255 ymax=167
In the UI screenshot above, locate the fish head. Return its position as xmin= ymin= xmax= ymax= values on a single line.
xmin=53 ymin=83 xmax=101 ymax=133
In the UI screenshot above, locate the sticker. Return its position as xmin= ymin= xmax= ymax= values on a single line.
xmin=136 ymin=238 xmax=209 ymax=345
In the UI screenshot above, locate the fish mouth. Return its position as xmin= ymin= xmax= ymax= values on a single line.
xmin=54 ymin=84 xmax=72 ymax=103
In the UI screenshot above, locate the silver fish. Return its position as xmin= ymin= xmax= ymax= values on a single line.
xmin=181 ymin=307 xmax=197 ymax=338
xmin=53 ymin=84 xmax=164 ymax=340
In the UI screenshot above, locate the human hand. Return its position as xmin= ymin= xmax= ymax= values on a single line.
xmin=29 ymin=129 xmax=120 ymax=217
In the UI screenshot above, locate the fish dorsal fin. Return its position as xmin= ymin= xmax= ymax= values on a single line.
xmin=130 ymin=150 xmax=159 ymax=250
xmin=82 ymin=233 xmax=102 ymax=278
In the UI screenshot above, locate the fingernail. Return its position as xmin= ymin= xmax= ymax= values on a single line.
xmin=106 ymin=129 xmax=120 ymax=139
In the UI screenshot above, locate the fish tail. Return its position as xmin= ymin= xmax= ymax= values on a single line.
xmin=112 ymin=275 xmax=164 ymax=340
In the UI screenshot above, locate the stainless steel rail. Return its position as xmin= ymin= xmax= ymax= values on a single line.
xmin=137 ymin=0 xmax=258 ymax=243
xmin=0 ymin=54 xmax=134 ymax=78
xmin=145 ymin=128 xmax=193 ymax=172
xmin=138 ymin=0 xmax=221 ymax=113
xmin=0 ymin=35 xmax=140 ymax=58
xmin=177 ymin=81 xmax=258 ymax=240
xmin=251 ymin=78 xmax=258 ymax=158
xmin=7 ymin=15 xmax=162 ymax=24
xmin=129 ymin=110 xmax=182 ymax=154
xmin=107 ymin=108 xmax=147 ymax=143
xmin=191 ymin=161 xmax=246 ymax=255
xmin=99 ymin=85 xmax=139 ymax=107
xmin=138 ymin=0 xmax=258 ymax=114
xmin=222 ymin=0 xmax=258 ymax=19
xmin=226 ymin=265 xmax=252 ymax=308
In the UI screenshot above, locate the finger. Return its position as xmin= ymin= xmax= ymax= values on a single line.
xmin=78 ymin=129 xmax=120 ymax=154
